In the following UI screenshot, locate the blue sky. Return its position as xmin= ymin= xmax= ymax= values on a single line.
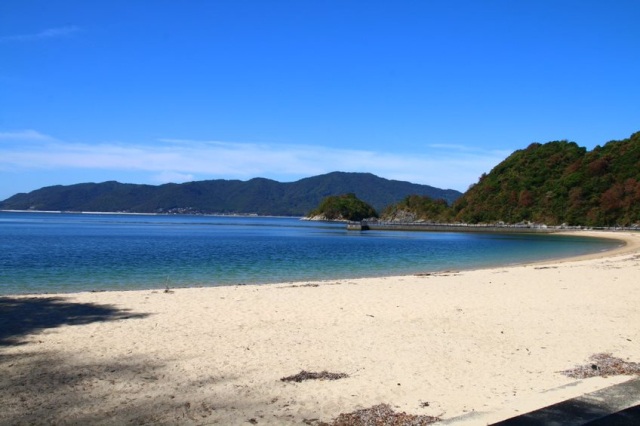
xmin=1 ymin=1 xmax=639 ymax=201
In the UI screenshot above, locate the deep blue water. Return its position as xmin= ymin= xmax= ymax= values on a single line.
xmin=0 ymin=211 xmax=621 ymax=295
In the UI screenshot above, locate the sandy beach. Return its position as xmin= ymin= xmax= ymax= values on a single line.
xmin=1 ymin=230 xmax=639 ymax=425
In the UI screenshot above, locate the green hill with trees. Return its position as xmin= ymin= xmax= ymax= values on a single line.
xmin=380 ymin=131 xmax=640 ymax=227
xmin=307 ymin=193 xmax=378 ymax=221
xmin=382 ymin=194 xmax=453 ymax=223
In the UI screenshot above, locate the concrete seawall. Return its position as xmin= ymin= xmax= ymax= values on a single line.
xmin=347 ymin=221 xmax=564 ymax=233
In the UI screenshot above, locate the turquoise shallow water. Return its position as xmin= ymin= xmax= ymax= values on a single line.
xmin=0 ymin=211 xmax=621 ymax=295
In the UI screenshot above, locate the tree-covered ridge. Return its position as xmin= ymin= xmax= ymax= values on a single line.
xmin=379 ymin=132 xmax=640 ymax=227
xmin=308 ymin=193 xmax=378 ymax=221
xmin=453 ymin=140 xmax=588 ymax=224
xmin=381 ymin=195 xmax=453 ymax=222
xmin=0 ymin=172 xmax=461 ymax=217
xmin=453 ymin=131 xmax=640 ymax=226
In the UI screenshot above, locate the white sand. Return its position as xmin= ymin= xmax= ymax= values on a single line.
xmin=1 ymin=231 xmax=639 ymax=425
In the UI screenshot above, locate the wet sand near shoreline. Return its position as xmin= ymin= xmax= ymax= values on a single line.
xmin=1 ymin=231 xmax=639 ymax=425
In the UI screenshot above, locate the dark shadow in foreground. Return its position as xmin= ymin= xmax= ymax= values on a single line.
xmin=491 ymin=377 xmax=640 ymax=426
xmin=0 ymin=351 xmax=244 ymax=425
xmin=586 ymin=404 xmax=640 ymax=425
xmin=0 ymin=296 xmax=150 ymax=346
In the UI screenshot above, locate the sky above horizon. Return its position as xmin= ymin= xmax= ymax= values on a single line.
xmin=1 ymin=1 xmax=639 ymax=201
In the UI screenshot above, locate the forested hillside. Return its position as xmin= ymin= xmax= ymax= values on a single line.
xmin=0 ymin=172 xmax=461 ymax=216
xmin=455 ymin=131 xmax=640 ymax=226
xmin=307 ymin=193 xmax=378 ymax=221
xmin=381 ymin=131 xmax=640 ymax=227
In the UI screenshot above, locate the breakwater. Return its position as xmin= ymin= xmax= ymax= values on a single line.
xmin=347 ymin=221 xmax=565 ymax=233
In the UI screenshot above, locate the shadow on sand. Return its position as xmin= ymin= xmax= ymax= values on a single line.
xmin=0 ymin=350 xmax=213 ymax=425
xmin=0 ymin=296 xmax=267 ymax=424
xmin=0 ymin=296 xmax=150 ymax=346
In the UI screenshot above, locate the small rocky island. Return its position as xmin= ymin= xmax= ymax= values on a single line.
xmin=305 ymin=193 xmax=378 ymax=222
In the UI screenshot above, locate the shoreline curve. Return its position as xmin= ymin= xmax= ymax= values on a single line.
xmin=1 ymin=230 xmax=639 ymax=425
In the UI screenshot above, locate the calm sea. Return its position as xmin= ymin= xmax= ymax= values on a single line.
xmin=0 ymin=211 xmax=621 ymax=295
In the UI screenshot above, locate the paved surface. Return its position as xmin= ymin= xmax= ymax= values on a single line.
xmin=586 ymin=404 xmax=640 ymax=425
xmin=441 ymin=377 xmax=640 ymax=425
xmin=492 ymin=377 xmax=640 ymax=425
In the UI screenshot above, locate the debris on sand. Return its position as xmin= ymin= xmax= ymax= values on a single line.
xmin=561 ymin=353 xmax=640 ymax=378
xmin=327 ymin=403 xmax=440 ymax=425
xmin=280 ymin=370 xmax=349 ymax=383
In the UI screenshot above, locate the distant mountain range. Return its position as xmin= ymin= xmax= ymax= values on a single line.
xmin=4 ymin=130 xmax=639 ymax=227
xmin=0 ymin=172 xmax=462 ymax=216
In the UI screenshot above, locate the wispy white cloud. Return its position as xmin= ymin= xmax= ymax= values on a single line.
xmin=0 ymin=132 xmax=508 ymax=191
xmin=0 ymin=129 xmax=53 ymax=141
xmin=0 ymin=26 xmax=80 ymax=43
xmin=428 ymin=142 xmax=512 ymax=157
xmin=428 ymin=143 xmax=475 ymax=151
xmin=151 ymin=171 xmax=195 ymax=184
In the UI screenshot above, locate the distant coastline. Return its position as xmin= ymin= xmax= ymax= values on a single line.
xmin=0 ymin=209 xmax=295 ymax=218
xmin=5 ymin=207 xmax=638 ymax=232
